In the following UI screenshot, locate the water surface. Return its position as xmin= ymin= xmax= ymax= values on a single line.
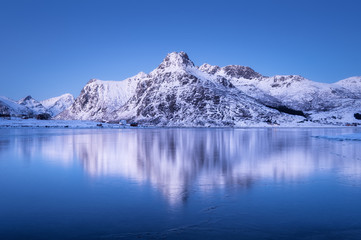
xmin=1 ymin=128 xmax=361 ymax=239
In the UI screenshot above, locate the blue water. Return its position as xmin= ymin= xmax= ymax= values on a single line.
xmin=1 ymin=128 xmax=361 ymax=239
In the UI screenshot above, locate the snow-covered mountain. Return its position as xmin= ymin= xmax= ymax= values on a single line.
xmin=334 ymin=76 xmax=361 ymax=97
xmin=41 ymin=93 xmax=75 ymax=116
xmin=17 ymin=95 xmax=48 ymax=115
xmin=56 ymin=74 xmax=144 ymax=120
xmin=0 ymin=96 xmax=32 ymax=117
xmin=0 ymin=94 xmax=75 ymax=118
xmin=56 ymin=52 xmax=300 ymax=126
xmin=53 ymin=51 xmax=361 ymax=126
xmin=110 ymin=52 xmax=301 ymax=126
xmin=200 ymin=64 xmax=358 ymax=112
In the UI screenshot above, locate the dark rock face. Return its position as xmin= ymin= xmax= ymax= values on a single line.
xmin=78 ymin=85 xmax=100 ymax=111
xmin=58 ymin=85 xmax=105 ymax=120
xmin=36 ymin=113 xmax=51 ymax=120
xmin=0 ymin=114 xmax=11 ymax=118
xmin=354 ymin=113 xmax=361 ymax=120
xmin=22 ymin=95 xmax=33 ymax=101
xmin=266 ymin=105 xmax=306 ymax=117
xmin=222 ymin=65 xmax=263 ymax=79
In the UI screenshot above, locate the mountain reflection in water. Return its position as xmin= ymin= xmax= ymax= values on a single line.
xmin=4 ymin=128 xmax=361 ymax=205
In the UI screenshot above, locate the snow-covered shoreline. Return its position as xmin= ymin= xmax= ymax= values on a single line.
xmin=0 ymin=118 xmax=125 ymax=129
xmin=0 ymin=118 xmax=359 ymax=129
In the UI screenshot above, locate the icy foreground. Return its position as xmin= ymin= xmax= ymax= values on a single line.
xmin=56 ymin=52 xmax=361 ymax=127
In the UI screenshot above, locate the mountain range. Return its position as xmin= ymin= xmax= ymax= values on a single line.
xmin=57 ymin=52 xmax=361 ymax=126
xmin=2 ymin=52 xmax=361 ymax=126
xmin=0 ymin=94 xmax=74 ymax=118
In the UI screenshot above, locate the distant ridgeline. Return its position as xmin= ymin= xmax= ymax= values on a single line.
xmin=0 ymin=94 xmax=74 ymax=119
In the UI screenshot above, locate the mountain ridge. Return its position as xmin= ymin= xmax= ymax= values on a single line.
xmin=2 ymin=51 xmax=360 ymax=126
xmin=0 ymin=94 xmax=74 ymax=118
xmin=56 ymin=51 xmax=361 ymax=126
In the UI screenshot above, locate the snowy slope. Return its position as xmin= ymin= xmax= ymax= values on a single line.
xmin=309 ymin=99 xmax=361 ymax=125
xmin=334 ymin=76 xmax=361 ymax=97
xmin=199 ymin=64 xmax=352 ymax=112
xmin=0 ymin=96 xmax=32 ymax=116
xmin=56 ymin=73 xmax=146 ymax=120
xmin=199 ymin=63 xmax=361 ymax=124
xmin=246 ymin=75 xmax=349 ymax=111
xmin=41 ymin=93 xmax=75 ymax=116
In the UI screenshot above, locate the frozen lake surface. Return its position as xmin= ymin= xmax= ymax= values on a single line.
xmin=1 ymin=128 xmax=361 ymax=239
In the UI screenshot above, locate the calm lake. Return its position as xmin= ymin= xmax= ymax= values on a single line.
xmin=1 ymin=128 xmax=361 ymax=239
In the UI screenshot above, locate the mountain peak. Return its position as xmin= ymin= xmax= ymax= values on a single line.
xmin=18 ymin=95 xmax=36 ymax=105
xmin=87 ymin=79 xmax=98 ymax=84
xmin=21 ymin=95 xmax=33 ymax=101
xmin=17 ymin=95 xmax=48 ymax=115
xmin=134 ymin=71 xmax=148 ymax=79
xmin=157 ymin=51 xmax=195 ymax=71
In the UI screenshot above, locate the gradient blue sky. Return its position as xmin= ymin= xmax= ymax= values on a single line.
xmin=1 ymin=0 xmax=360 ymax=100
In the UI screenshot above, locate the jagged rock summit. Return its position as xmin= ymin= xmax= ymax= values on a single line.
xmin=199 ymin=63 xmax=263 ymax=80
xmin=56 ymin=51 xmax=361 ymax=126
xmin=156 ymin=51 xmax=195 ymax=71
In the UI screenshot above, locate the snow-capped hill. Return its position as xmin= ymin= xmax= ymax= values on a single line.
xmin=198 ymin=65 xmax=349 ymax=112
xmin=56 ymin=73 xmax=145 ymax=120
xmin=222 ymin=74 xmax=352 ymax=112
xmin=41 ymin=93 xmax=75 ymax=116
xmin=0 ymin=96 xmax=32 ymax=116
xmin=256 ymin=75 xmax=355 ymax=111
xmin=336 ymin=76 xmax=361 ymax=86
xmin=256 ymin=75 xmax=316 ymax=95
xmin=41 ymin=93 xmax=74 ymax=109
xmin=334 ymin=76 xmax=361 ymax=97
xmin=17 ymin=95 xmax=48 ymax=114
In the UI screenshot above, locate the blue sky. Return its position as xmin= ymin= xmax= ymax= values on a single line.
xmin=1 ymin=0 xmax=360 ymax=100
